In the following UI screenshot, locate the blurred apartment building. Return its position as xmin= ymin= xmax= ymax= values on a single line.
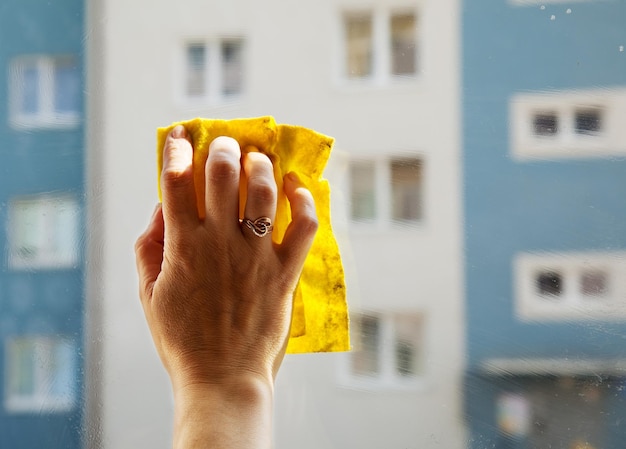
xmin=462 ymin=1 xmax=626 ymax=448
xmin=0 ymin=0 xmax=86 ymax=448
xmin=89 ymin=0 xmax=465 ymax=448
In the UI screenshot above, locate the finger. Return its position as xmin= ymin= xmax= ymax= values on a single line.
xmin=135 ymin=204 xmax=165 ymax=303
xmin=241 ymin=151 xmax=277 ymax=242
xmin=161 ymin=125 xmax=197 ymax=228
xmin=278 ymin=172 xmax=318 ymax=269
xmin=205 ymin=136 xmax=241 ymax=227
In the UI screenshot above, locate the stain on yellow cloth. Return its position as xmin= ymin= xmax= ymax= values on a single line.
xmin=156 ymin=116 xmax=349 ymax=353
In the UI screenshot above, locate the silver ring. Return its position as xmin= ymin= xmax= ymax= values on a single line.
xmin=239 ymin=217 xmax=273 ymax=238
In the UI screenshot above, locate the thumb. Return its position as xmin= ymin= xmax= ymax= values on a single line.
xmin=135 ymin=204 xmax=165 ymax=302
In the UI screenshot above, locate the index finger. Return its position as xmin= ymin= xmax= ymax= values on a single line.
xmin=160 ymin=125 xmax=198 ymax=229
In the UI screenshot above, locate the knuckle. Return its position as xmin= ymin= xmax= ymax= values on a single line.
xmin=299 ymin=211 xmax=319 ymax=235
xmin=161 ymin=166 xmax=193 ymax=191
xmin=207 ymin=154 xmax=239 ymax=182
xmin=247 ymin=178 xmax=277 ymax=204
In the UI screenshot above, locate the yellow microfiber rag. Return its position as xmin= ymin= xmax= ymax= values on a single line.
xmin=156 ymin=116 xmax=350 ymax=353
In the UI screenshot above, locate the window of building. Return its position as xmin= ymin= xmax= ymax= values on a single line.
xmin=344 ymin=13 xmax=373 ymax=79
xmin=536 ymin=270 xmax=563 ymax=297
xmin=390 ymin=13 xmax=417 ymax=76
xmin=341 ymin=312 xmax=424 ymax=388
xmin=7 ymin=195 xmax=80 ymax=270
xmin=341 ymin=9 xmax=418 ymax=84
xmin=8 ymin=55 xmax=80 ymax=129
xmin=349 ymin=160 xmax=377 ymax=222
xmin=186 ymin=43 xmax=206 ymax=97
xmin=349 ymin=156 xmax=423 ymax=226
xmin=510 ymin=89 xmax=626 ymax=160
xmin=515 ymin=252 xmax=626 ymax=321
xmin=532 ymin=112 xmax=559 ymax=136
xmin=391 ymin=158 xmax=422 ymax=222
xmin=221 ymin=39 xmax=244 ymax=96
xmin=574 ymin=108 xmax=602 ymax=135
xmin=350 ymin=314 xmax=380 ymax=376
xmin=580 ymin=270 xmax=608 ymax=297
xmin=183 ymin=38 xmax=245 ymax=103
xmin=5 ymin=336 xmax=77 ymax=413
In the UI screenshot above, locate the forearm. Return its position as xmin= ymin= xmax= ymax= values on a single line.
xmin=173 ymin=378 xmax=274 ymax=449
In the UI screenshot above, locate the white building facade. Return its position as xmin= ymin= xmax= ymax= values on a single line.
xmin=86 ymin=0 xmax=465 ymax=447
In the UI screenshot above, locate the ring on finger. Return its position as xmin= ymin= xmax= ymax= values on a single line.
xmin=239 ymin=216 xmax=274 ymax=238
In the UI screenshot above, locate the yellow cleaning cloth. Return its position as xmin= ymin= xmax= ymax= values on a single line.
xmin=157 ymin=116 xmax=349 ymax=353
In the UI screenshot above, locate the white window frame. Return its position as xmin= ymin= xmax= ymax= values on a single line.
xmin=4 ymin=336 xmax=77 ymax=413
xmin=7 ymin=194 xmax=81 ymax=270
xmin=178 ymin=38 xmax=245 ymax=106
xmin=8 ymin=55 xmax=80 ymax=130
xmin=337 ymin=311 xmax=426 ymax=391
xmin=514 ymin=251 xmax=626 ymax=321
xmin=510 ymin=88 xmax=626 ymax=161
xmin=348 ymin=155 xmax=425 ymax=229
xmin=337 ymin=6 xmax=420 ymax=87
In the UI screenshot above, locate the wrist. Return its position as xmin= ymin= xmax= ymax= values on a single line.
xmin=172 ymin=376 xmax=274 ymax=449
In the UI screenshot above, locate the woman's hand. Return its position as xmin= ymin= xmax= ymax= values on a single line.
xmin=134 ymin=125 xmax=318 ymax=448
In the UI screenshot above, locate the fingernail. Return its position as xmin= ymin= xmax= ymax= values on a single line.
xmin=285 ymin=171 xmax=299 ymax=183
xmin=171 ymin=125 xmax=186 ymax=139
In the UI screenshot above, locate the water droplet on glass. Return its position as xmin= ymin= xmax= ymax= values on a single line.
xmin=540 ymin=5 xmax=546 ymax=10
xmin=550 ymin=15 xmax=556 ymax=21
xmin=620 ymin=45 xmax=625 ymax=52
xmin=566 ymin=8 xmax=572 ymax=14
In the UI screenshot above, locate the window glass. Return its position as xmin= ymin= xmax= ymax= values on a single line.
xmin=391 ymin=158 xmax=422 ymax=222
xmin=344 ymin=13 xmax=373 ymax=79
xmin=575 ymin=108 xmax=602 ymax=135
xmin=350 ymin=314 xmax=380 ymax=376
xmin=186 ymin=43 xmax=206 ymax=96
xmin=53 ymin=60 xmax=80 ymax=113
xmin=221 ymin=40 xmax=243 ymax=96
xmin=5 ymin=337 xmax=77 ymax=413
xmin=536 ymin=270 xmax=563 ymax=297
xmin=21 ymin=64 xmax=40 ymax=114
xmin=349 ymin=160 xmax=376 ymax=221
xmin=390 ymin=13 xmax=417 ymax=76
xmin=533 ymin=112 xmax=559 ymax=136
xmin=8 ymin=196 xmax=80 ymax=270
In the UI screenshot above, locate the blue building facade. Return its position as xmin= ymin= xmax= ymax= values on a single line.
xmin=463 ymin=1 xmax=626 ymax=447
xmin=0 ymin=1 xmax=85 ymax=447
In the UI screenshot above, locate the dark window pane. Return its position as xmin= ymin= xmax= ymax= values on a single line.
xmin=575 ymin=109 xmax=602 ymax=135
xmin=391 ymin=158 xmax=422 ymax=221
xmin=536 ymin=271 xmax=563 ymax=297
xmin=533 ymin=113 xmax=558 ymax=136
xmin=395 ymin=340 xmax=414 ymax=376
xmin=351 ymin=315 xmax=380 ymax=376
